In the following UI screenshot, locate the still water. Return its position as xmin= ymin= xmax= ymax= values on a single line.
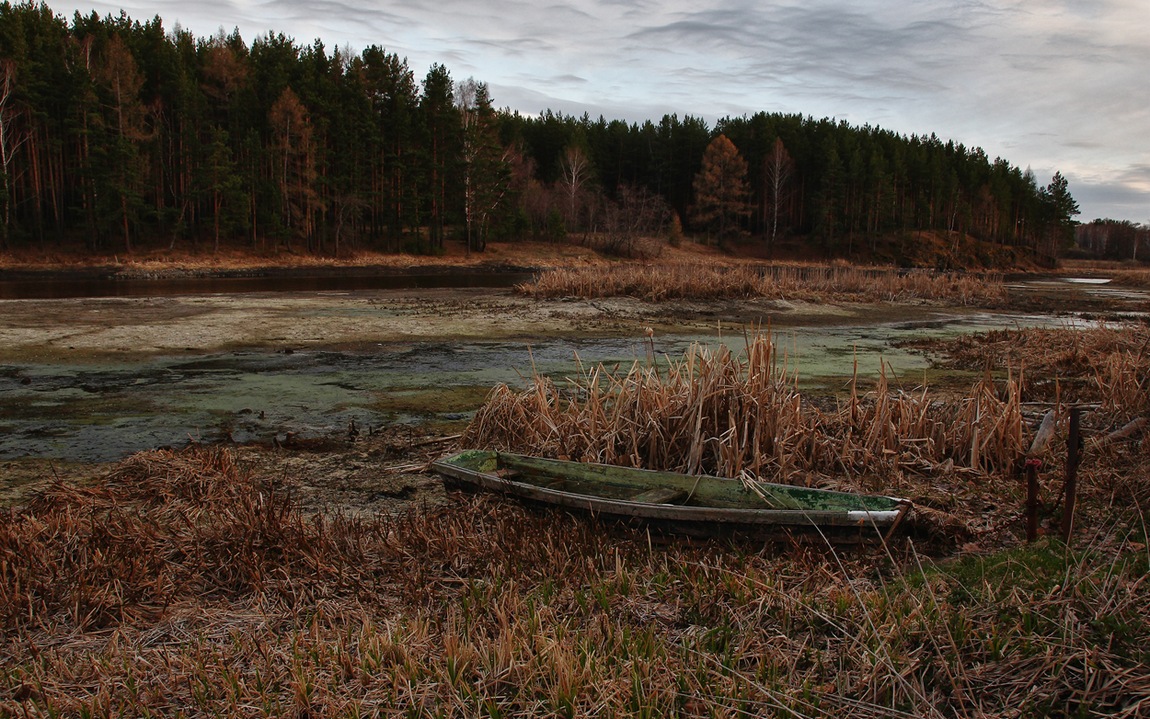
xmin=0 ymin=308 xmax=1086 ymax=462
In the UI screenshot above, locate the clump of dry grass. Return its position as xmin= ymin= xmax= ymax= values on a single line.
xmin=918 ymin=322 xmax=1150 ymax=415
xmin=520 ymin=262 xmax=1006 ymax=305
xmin=0 ymin=448 xmax=373 ymax=632
xmin=465 ymin=332 xmax=1029 ymax=484
xmin=2 ymin=447 xmax=1148 ymax=717
xmin=1108 ymin=266 xmax=1150 ymax=288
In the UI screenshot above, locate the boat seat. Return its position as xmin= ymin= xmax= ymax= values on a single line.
xmin=630 ymin=488 xmax=687 ymax=505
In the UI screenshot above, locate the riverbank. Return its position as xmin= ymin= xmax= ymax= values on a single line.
xmin=0 ymin=240 xmax=621 ymax=280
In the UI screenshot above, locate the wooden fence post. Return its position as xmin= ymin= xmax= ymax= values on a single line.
xmin=1022 ymin=410 xmax=1056 ymax=543
xmin=1060 ymin=407 xmax=1082 ymax=544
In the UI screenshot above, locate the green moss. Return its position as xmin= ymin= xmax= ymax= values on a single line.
xmin=370 ymin=385 xmax=493 ymax=417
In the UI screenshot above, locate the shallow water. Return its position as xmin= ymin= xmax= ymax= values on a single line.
xmin=0 ymin=311 xmax=1092 ymax=462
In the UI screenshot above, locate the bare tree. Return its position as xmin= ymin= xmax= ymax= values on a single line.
xmin=763 ymin=137 xmax=793 ymax=254
xmin=0 ymin=60 xmax=27 ymax=251
xmin=559 ymin=144 xmax=592 ymax=233
xmin=596 ymin=184 xmax=672 ymax=258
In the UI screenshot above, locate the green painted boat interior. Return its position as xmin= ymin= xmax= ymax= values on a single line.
xmin=440 ymin=450 xmax=902 ymax=512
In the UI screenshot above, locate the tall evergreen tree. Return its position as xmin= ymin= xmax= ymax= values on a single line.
xmin=692 ymin=134 xmax=749 ymax=243
xmin=420 ymin=63 xmax=456 ymax=250
xmin=93 ymin=33 xmax=150 ymax=253
xmin=456 ymin=77 xmax=508 ymax=253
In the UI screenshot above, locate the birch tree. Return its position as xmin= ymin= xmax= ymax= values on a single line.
xmin=0 ymin=60 xmax=26 ymax=251
xmin=763 ymin=136 xmax=793 ymax=252
xmin=559 ymin=144 xmax=592 ymax=233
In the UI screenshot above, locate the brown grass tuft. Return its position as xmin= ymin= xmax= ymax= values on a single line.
xmin=520 ymin=262 xmax=1006 ymax=305
xmin=3 ymin=445 xmax=1148 ymax=716
xmin=465 ymin=332 xmax=1028 ymax=483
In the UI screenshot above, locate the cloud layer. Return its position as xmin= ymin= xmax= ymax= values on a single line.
xmin=53 ymin=0 xmax=1150 ymax=222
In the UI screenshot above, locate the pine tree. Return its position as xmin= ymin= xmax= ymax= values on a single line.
xmin=457 ymin=78 xmax=509 ymax=253
xmin=420 ymin=63 xmax=457 ymax=250
xmin=94 ymin=33 xmax=151 ymax=253
xmin=1043 ymin=171 xmax=1080 ymax=254
xmin=692 ymin=134 xmax=749 ymax=243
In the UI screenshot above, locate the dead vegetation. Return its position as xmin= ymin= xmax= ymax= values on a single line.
xmin=465 ymin=333 xmax=1030 ymax=501
xmin=909 ymin=322 xmax=1150 ymax=414
xmin=3 ymin=324 xmax=1150 ymax=717
xmin=520 ymin=262 xmax=1006 ymax=305
xmin=2 ymin=443 xmax=1148 ymax=717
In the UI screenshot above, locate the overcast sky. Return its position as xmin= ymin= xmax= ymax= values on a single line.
xmin=53 ymin=0 xmax=1150 ymax=223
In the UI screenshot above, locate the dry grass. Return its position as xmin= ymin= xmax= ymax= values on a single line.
xmin=3 ymin=325 xmax=1149 ymax=717
xmin=465 ymin=333 xmax=1030 ymax=486
xmin=0 ymin=240 xmax=606 ymax=274
xmin=915 ymin=323 xmax=1150 ymax=415
xmin=1109 ymin=267 xmax=1150 ymax=288
xmin=520 ymin=262 xmax=1006 ymax=305
xmin=2 ymin=445 xmax=1148 ymax=717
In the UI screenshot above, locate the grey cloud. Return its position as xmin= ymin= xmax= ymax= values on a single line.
xmin=1070 ymin=179 xmax=1150 ymax=222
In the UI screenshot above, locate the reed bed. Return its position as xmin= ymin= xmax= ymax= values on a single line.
xmin=921 ymin=323 xmax=1150 ymax=415
xmin=465 ymin=333 xmax=1030 ymax=485
xmin=3 ymin=446 xmax=1149 ymax=717
xmin=1108 ymin=266 xmax=1150 ymax=288
xmin=520 ymin=262 xmax=1006 ymax=305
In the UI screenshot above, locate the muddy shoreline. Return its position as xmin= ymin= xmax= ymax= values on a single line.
xmin=3 ymin=263 xmax=1147 ymax=509
xmin=0 ymin=260 xmax=540 ymax=283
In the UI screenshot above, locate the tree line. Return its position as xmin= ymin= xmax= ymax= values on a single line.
xmin=1074 ymin=219 xmax=1149 ymax=262
xmin=0 ymin=2 xmax=1080 ymax=260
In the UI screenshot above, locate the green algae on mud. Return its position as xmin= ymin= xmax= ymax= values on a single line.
xmin=370 ymin=385 xmax=494 ymax=420
xmin=0 ymin=311 xmax=1098 ymax=463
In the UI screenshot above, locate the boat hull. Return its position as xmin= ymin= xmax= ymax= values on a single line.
xmin=433 ymin=450 xmax=911 ymax=538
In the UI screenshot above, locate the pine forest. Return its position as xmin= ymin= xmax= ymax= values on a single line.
xmin=0 ymin=2 xmax=1081 ymax=261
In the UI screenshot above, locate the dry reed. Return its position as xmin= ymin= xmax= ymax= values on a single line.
xmin=2 ymin=446 xmax=1148 ymax=717
xmin=465 ymin=332 xmax=1030 ymax=484
xmin=520 ymin=262 xmax=1006 ymax=305
xmin=917 ymin=323 xmax=1150 ymax=415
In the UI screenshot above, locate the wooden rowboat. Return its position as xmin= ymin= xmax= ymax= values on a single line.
xmin=433 ymin=450 xmax=911 ymax=539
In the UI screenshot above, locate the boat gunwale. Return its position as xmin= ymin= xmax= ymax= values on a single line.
xmin=433 ymin=450 xmax=910 ymax=529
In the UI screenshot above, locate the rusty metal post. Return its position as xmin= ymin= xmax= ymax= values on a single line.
xmin=1061 ymin=407 xmax=1082 ymax=544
